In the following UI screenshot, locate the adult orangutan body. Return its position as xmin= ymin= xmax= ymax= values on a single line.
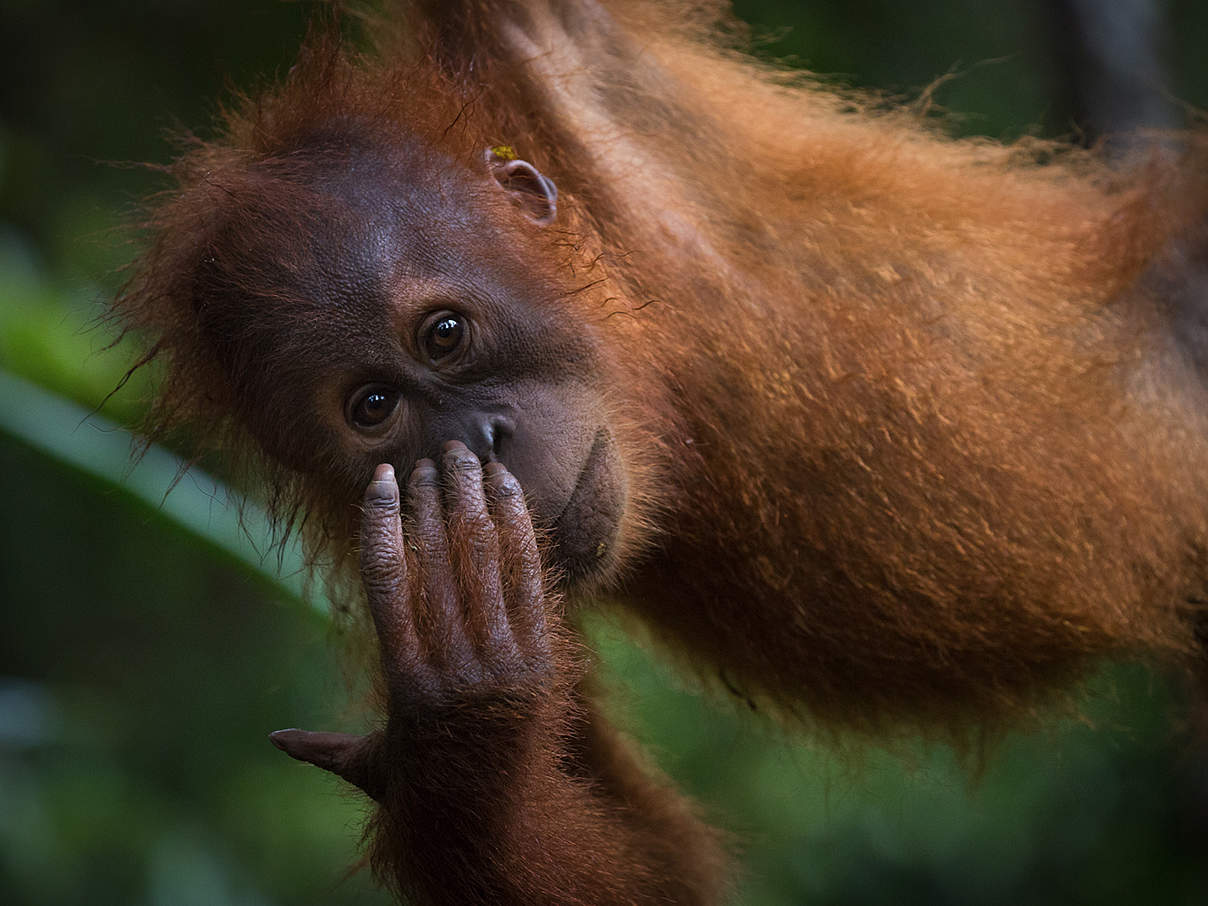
xmin=116 ymin=1 xmax=1208 ymax=902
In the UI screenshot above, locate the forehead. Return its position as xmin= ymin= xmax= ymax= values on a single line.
xmin=279 ymin=135 xmax=493 ymax=309
xmin=195 ymin=132 xmax=520 ymax=370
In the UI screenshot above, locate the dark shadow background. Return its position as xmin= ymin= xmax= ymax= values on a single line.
xmin=2 ymin=1 xmax=1207 ymax=903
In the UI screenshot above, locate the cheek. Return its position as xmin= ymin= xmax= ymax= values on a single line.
xmin=242 ymin=382 xmax=399 ymax=493
xmin=497 ymin=382 xmax=603 ymax=524
xmin=492 ymin=380 xmax=627 ymax=579
xmin=239 ymin=390 xmax=326 ymax=473
xmin=550 ymin=433 xmax=628 ymax=579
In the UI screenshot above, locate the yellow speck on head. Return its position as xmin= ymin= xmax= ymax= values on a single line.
xmin=490 ymin=144 xmax=518 ymax=161
xmin=875 ymin=264 xmax=902 ymax=284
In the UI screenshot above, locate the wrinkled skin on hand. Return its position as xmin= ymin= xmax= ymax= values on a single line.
xmin=271 ymin=441 xmax=560 ymax=803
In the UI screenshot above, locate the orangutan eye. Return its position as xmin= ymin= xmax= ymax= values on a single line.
xmin=421 ymin=311 xmax=467 ymax=362
xmin=347 ymin=384 xmax=401 ymax=431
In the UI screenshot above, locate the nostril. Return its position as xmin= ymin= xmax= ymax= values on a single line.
xmin=487 ymin=415 xmax=516 ymax=460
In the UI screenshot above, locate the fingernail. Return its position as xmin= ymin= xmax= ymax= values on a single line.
xmin=269 ymin=729 xmax=299 ymax=751
xmin=365 ymin=466 xmax=399 ymax=505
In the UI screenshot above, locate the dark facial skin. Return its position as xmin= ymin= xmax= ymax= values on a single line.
xmin=184 ymin=121 xmax=712 ymax=902
xmin=238 ymin=142 xmax=648 ymax=896
xmin=194 ymin=136 xmax=626 ymax=579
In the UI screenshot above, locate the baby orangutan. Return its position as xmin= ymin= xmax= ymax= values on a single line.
xmin=114 ymin=1 xmax=1208 ymax=902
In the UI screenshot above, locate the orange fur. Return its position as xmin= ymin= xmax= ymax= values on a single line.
xmin=113 ymin=1 xmax=1208 ymax=901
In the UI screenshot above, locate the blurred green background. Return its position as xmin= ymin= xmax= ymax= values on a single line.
xmin=2 ymin=1 xmax=1208 ymax=904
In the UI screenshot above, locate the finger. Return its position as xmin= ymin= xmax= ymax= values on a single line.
xmin=269 ymin=729 xmax=385 ymax=801
xmin=360 ymin=464 xmax=419 ymax=669
xmin=484 ymin=460 xmax=548 ymax=659
xmin=442 ymin=441 xmax=516 ymax=664
xmin=408 ymin=458 xmax=474 ymax=670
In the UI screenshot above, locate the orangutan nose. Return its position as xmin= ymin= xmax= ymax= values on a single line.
xmin=472 ymin=413 xmax=515 ymax=463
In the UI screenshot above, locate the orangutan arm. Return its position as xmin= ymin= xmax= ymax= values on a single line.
xmin=272 ymin=448 xmax=726 ymax=905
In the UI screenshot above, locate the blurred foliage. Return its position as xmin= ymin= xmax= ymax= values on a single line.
xmin=2 ymin=1 xmax=1208 ymax=904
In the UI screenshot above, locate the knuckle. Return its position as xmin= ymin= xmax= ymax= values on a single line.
xmin=363 ymin=480 xmax=399 ymax=511
xmin=362 ymin=499 xmax=400 ymax=521
xmin=409 ymin=462 xmax=440 ymax=488
xmin=363 ymin=576 xmax=401 ymax=604
xmin=360 ymin=550 xmax=404 ymax=593
xmin=443 ymin=448 xmax=481 ymax=474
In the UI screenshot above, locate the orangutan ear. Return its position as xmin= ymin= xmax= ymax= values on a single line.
xmin=486 ymin=147 xmax=558 ymax=225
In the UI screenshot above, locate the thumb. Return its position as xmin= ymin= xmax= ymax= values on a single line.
xmin=269 ymin=728 xmax=385 ymax=802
